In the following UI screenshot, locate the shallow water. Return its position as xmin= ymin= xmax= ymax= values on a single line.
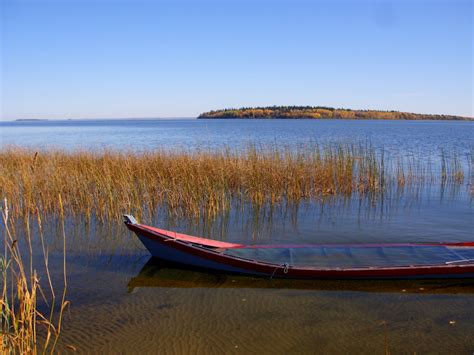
xmin=61 ymin=266 xmax=474 ymax=354
xmin=3 ymin=119 xmax=473 ymax=353
xmin=40 ymin=251 xmax=474 ymax=354
xmin=22 ymin=186 xmax=472 ymax=353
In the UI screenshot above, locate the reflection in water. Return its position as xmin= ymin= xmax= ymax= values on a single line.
xmin=146 ymin=174 xmax=469 ymax=232
xmin=128 ymin=257 xmax=474 ymax=295
xmin=22 ymin=178 xmax=471 ymax=261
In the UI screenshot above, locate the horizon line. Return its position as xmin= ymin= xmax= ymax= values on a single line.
xmin=1 ymin=116 xmax=199 ymax=122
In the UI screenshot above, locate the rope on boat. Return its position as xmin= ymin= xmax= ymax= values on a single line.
xmin=270 ymin=263 xmax=290 ymax=279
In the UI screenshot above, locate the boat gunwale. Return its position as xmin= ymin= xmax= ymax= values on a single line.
xmin=137 ymin=224 xmax=474 ymax=250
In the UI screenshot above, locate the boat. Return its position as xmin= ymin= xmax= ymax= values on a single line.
xmin=124 ymin=215 xmax=474 ymax=279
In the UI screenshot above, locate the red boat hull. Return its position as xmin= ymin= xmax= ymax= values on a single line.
xmin=125 ymin=218 xmax=474 ymax=280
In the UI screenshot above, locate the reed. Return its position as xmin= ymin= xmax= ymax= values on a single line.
xmin=1 ymin=197 xmax=69 ymax=353
xmin=0 ymin=145 xmax=467 ymax=222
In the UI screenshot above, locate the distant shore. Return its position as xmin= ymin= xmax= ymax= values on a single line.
xmin=15 ymin=118 xmax=49 ymax=122
xmin=198 ymin=106 xmax=472 ymax=121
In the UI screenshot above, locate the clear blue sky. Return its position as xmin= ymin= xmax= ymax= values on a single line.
xmin=1 ymin=0 xmax=472 ymax=120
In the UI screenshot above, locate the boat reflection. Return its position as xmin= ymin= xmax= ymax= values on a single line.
xmin=128 ymin=257 xmax=474 ymax=295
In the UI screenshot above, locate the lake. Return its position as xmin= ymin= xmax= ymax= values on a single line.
xmin=2 ymin=119 xmax=473 ymax=353
xmin=1 ymin=119 xmax=473 ymax=156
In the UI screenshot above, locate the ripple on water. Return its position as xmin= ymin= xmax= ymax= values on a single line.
xmin=56 ymin=277 xmax=474 ymax=354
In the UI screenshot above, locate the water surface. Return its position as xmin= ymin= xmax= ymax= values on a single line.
xmin=3 ymin=119 xmax=473 ymax=353
xmin=1 ymin=119 xmax=473 ymax=158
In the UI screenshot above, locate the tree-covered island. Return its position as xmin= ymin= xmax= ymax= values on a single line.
xmin=198 ymin=106 xmax=471 ymax=120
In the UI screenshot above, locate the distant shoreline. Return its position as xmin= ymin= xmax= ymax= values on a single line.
xmin=198 ymin=106 xmax=472 ymax=121
xmin=8 ymin=117 xmax=194 ymax=122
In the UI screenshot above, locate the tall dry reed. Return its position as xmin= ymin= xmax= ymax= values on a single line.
xmin=1 ymin=197 xmax=69 ymax=353
xmin=0 ymin=145 xmax=466 ymax=222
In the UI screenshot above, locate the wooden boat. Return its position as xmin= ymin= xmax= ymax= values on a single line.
xmin=124 ymin=215 xmax=474 ymax=279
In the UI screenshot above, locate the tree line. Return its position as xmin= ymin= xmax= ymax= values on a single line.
xmin=198 ymin=106 xmax=470 ymax=120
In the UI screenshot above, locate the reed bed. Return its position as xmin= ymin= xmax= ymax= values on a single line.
xmin=0 ymin=145 xmax=466 ymax=222
xmin=1 ymin=198 xmax=68 ymax=353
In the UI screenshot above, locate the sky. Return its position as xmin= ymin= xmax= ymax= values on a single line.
xmin=1 ymin=0 xmax=472 ymax=120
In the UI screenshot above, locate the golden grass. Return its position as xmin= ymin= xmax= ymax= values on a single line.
xmin=0 ymin=145 xmax=465 ymax=222
xmin=1 ymin=198 xmax=68 ymax=353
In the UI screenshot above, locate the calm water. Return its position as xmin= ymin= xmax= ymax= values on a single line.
xmin=1 ymin=119 xmax=473 ymax=156
xmin=3 ymin=119 xmax=474 ymax=353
